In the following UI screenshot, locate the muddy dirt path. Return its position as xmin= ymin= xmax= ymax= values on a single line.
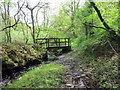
xmin=51 ymin=54 xmax=87 ymax=88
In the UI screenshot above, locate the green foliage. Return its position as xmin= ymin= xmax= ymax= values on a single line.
xmin=6 ymin=64 xmax=65 ymax=88
xmin=96 ymin=2 xmax=119 ymax=35
xmin=2 ymin=43 xmax=47 ymax=71
xmin=86 ymin=56 xmax=118 ymax=88
xmin=69 ymin=48 xmax=119 ymax=88
xmin=67 ymin=1 xmax=119 ymax=88
xmin=72 ymin=29 xmax=108 ymax=52
xmin=1 ymin=0 xmax=16 ymax=7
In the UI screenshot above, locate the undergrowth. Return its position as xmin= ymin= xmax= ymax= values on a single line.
xmin=69 ymin=47 xmax=119 ymax=88
xmin=69 ymin=32 xmax=119 ymax=88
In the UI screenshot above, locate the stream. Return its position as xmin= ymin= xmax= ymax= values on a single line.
xmin=1 ymin=63 xmax=41 ymax=88
xmin=0 ymin=51 xmax=58 ymax=88
xmin=1 ymin=51 xmax=97 ymax=88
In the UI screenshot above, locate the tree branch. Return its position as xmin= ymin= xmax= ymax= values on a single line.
xmin=33 ymin=1 xmax=41 ymax=10
xmin=20 ymin=9 xmax=32 ymax=30
xmin=88 ymin=0 xmax=112 ymax=31
xmin=0 ymin=19 xmax=19 ymax=31
xmin=83 ymin=23 xmax=107 ymax=30
xmin=14 ymin=1 xmax=25 ymax=20
xmin=108 ymin=40 xmax=118 ymax=55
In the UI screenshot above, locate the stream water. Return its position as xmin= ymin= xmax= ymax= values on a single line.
xmin=0 ymin=51 xmax=57 ymax=88
xmin=1 ymin=64 xmax=41 ymax=88
xmin=0 ymin=51 xmax=94 ymax=88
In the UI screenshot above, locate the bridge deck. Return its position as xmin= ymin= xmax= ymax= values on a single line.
xmin=46 ymin=46 xmax=71 ymax=49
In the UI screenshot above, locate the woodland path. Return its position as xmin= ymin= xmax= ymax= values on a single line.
xmin=51 ymin=54 xmax=87 ymax=88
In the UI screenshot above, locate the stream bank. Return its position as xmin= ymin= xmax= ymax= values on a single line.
xmin=1 ymin=48 xmax=98 ymax=88
xmin=1 ymin=43 xmax=48 ymax=88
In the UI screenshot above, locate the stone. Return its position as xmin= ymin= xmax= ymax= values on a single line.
xmin=65 ymin=84 xmax=74 ymax=88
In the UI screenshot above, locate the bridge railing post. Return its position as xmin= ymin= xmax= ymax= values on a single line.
xmin=55 ymin=38 xmax=58 ymax=46
xmin=59 ymin=38 xmax=60 ymax=48
xmin=46 ymin=39 xmax=47 ymax=47
xmin=68 ymin=38 xmax=70 ymax=46
xmin=48 ymin=39 xmax=49 ymax=48
xmin=65 ymin=38 xmax=66 ymax=46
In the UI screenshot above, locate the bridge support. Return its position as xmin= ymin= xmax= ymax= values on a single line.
xmin=62 ymin=46 xmax=71 ymax=52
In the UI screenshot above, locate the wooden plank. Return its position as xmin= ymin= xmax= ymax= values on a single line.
xmin=36 ymin=38 xmax=69 ymax=40
xmin=40 ymin=41 xmax=67 ymax=44
xmin=40 ymin=42 xmax=46 ymax=44
xmin=47 ymin=46 xmax=70 ymax=49
xmin=40 ymin=42 xmax=69 ymax=44
xmin=47 ymin=41 xmax=66 ymax=43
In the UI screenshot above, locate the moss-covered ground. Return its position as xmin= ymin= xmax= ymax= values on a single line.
xmin=4 ymin=64 xmax=65 ymax=88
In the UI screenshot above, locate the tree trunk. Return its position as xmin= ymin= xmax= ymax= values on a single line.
xmin=31 ymin=10 xmax=36 ymax=43
xmin=85 ymin=22 xmax=88 ymax=39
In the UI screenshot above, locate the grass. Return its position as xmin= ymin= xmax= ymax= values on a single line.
xmin=5 ymin=64 xmax=65 ymax=88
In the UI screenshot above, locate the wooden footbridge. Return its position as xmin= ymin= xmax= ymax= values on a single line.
xmin=36 ymin=38 xmax=71 ymax=50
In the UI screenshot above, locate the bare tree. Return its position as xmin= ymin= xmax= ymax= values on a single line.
xmin=25 ymin=1 xmax=45 ymax=43
xmin=42 ymin=3 xmax=50 ymax=27
xmin=0 ymin=0 xmax=11 ymax=42
xmin=0 ymin=0 xmax=25 ymax=43
xmin=36 ymin=3 xmax=50 ymax=38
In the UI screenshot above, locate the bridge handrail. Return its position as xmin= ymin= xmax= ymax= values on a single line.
xmin=36 ymin=38 xmax=70 ymax=48
xmin=36 ymin=38 xmax=70 ymax=40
